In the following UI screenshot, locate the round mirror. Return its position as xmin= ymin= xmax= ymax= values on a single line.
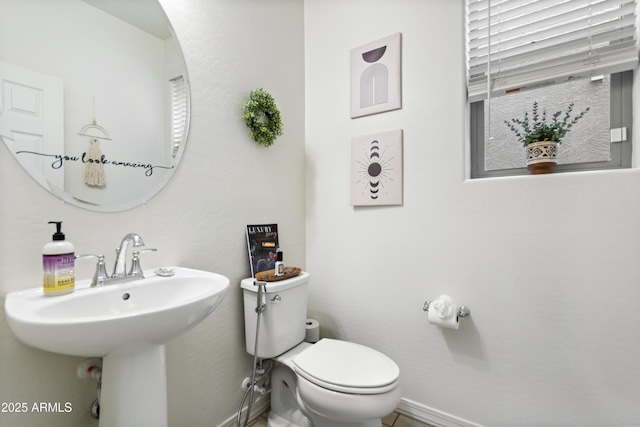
xmin=0 ymin=0 xmax=190 ymax=212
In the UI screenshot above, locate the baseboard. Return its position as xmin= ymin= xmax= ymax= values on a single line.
xmin=218 ymin=392 xmax=271 ymax=427
xmin=217 ymin=392 xmax=482 ymax=427
xmin=396 ymin=397 xmax=485 ymax=427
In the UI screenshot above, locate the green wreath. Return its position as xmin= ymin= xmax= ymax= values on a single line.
xmin=243 ymin=88 xmax=283 ymax=147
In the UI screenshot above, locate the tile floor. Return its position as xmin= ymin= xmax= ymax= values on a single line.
xmin=247 ymin=409 xmax=436 ymax=427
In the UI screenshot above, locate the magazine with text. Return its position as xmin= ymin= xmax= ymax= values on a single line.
xmin=245 ymin=224 xmax=279 ymax=277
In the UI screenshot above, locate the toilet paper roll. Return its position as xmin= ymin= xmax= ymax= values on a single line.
xmin=428 ymin=295 xmax=460 ymax=330
xmin=305 ymin=319 xmax=320 ymax=343
xmin=428 ymin=308 xmax=460 ymax=329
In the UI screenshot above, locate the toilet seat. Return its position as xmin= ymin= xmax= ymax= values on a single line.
xmin=293 ymin=339 xmax=400 ymax=395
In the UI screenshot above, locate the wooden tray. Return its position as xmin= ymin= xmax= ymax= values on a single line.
xmin=255 ymin=267 xmax=301 ymax=282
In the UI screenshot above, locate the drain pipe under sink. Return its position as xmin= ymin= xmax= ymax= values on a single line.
xmin=78 ymin=358 xmax=103 ymax=419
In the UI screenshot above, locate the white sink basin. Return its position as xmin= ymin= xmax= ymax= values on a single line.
xmin=4 ymin=266 xmax=230 ymax=427
xmin=5 ymin=266 xmax=229 ymax=357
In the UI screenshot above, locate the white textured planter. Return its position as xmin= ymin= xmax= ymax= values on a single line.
xmin=525 ymin=140 xmax=558 ymax=174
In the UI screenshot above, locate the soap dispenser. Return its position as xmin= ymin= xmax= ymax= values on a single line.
xmin=43 ymin=221 xmax=75 ymax=296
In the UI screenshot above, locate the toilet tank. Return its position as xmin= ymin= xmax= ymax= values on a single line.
xmin=241 ymin=272 xmax=310 ymax=359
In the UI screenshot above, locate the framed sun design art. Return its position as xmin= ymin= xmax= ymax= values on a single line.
xmin=350 ymin=129 xmax=403 ymax=206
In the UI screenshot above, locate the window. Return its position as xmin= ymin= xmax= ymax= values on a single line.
xmin=170 ymin=75 xmax=189 ymax=159
xmin=466 ymin=0 xmax=637 ymax=178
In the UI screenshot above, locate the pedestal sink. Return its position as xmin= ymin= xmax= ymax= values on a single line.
xmin=4 ymin=266 xmax=230 ymax=427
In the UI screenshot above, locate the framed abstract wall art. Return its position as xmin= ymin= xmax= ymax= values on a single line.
xmin=350 ymin=129 xmax=403 ymax=206
xmin=350 ymin=32 xmax=402 ymax=118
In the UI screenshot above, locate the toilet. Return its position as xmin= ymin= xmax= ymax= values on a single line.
xmin=241 ymin=272 xmax=401 ymax=427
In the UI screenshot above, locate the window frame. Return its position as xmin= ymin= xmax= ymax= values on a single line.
xmin=470 ymin=70 xmax=633 ymax=179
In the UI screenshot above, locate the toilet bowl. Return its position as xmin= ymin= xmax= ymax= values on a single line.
xmin=269 ymin=340 xmax=401 ymax=427
xmin=296 ymin=339 xmax=401 ymax=425
xmin=241 ymin=273 xmax=401 ymax=426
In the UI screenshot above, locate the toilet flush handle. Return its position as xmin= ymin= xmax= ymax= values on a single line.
xmin=269 ymin=295 xmax=281 ymax=303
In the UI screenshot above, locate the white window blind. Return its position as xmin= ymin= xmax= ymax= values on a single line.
xmin=467 ymin=0 xmax=638 ymax=102
xmin=170 ymin=75 xmax=189 ymax=158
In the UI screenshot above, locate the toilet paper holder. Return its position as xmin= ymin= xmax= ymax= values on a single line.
xmin=423 ymin=300 xmax=471 ymax=318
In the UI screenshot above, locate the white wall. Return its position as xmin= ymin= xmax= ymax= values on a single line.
xmin=2 ymin=1 xmax=640 ymax=426
xmin=0 ymin=0 xmax=304 ymax=426
xmin=304 ymin=1 xmax=640 ymax=426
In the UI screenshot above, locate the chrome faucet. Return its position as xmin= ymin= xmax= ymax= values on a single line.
xmin=76 ymin=233 xmax=156 ymax=287
xmin=112 ymin=233 xmax=145 ymax=278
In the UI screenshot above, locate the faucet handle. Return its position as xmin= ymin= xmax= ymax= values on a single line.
xmin=75 ymin=254 xmax=108 ymax=287
xmin=129 ymin=249 xmax=157 ymax=277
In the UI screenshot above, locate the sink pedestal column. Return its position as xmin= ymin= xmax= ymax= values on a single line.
xmin=100 ymin=343 xmax=168 ymax=427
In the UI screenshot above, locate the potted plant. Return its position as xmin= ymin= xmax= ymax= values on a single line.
xmin=504 ymin=102 xmax=590 ymax=174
